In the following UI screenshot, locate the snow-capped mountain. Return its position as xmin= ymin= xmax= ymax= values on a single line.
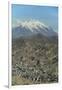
xmin=12 ymin=20 xmax=57 ymax=39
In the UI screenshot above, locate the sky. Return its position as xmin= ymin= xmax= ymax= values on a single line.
xmin=12 ymin=4 xmax=58 ymax=32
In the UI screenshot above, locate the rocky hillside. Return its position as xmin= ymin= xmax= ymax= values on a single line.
xmin=12 ymin=34 xmax=58 ymax=85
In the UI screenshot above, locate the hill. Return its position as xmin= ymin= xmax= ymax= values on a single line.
xmin=12 ymin=33 xmax=58 ymax=85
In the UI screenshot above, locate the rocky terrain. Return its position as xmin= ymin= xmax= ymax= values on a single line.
xmin=12 ymin=34 xmax=58 ymax=85
xmin=12 ymin=20 xmax=58 ymax=85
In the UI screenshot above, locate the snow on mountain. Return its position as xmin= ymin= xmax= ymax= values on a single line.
xmin=12 ymin=20 xmax=57 ymax=39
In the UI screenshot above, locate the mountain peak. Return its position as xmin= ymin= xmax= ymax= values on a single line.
xmin=12 ymin=20 xmax=57 ymax=39
xmin=13 ymin=20 xmax=48 ymax=32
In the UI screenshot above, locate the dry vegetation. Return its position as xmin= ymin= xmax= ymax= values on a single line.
xmin=12 ymin=35 xmax=58 ymax=85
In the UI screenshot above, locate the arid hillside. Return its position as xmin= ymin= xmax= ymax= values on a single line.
xmin=12 ymin=34 xmax=58 ymax=85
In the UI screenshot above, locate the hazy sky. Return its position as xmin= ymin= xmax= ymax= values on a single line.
xmin=12 ymin=4 xmax=58 ymax=32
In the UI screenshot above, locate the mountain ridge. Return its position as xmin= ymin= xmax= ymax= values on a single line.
xmin=12 ymin=20 xmax=57 ymax=39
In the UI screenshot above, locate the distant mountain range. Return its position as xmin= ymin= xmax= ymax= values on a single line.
xmin=12 ymin=20 xmax=57 ymax=39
